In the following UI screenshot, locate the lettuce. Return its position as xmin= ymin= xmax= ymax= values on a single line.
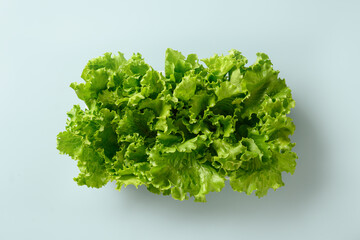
xmin=57 ymin=49 xmax=297 ymax=202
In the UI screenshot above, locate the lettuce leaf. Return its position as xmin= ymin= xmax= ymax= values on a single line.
xmin=57 ymin=49 xmax=297 ymax=202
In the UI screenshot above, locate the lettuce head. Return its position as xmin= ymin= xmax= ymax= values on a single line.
xmin=57 ymin=49 xmax=297 ymax=202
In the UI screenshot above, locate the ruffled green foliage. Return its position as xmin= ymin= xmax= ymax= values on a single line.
xmin=57 ymin=49 xmax=297 ymax=202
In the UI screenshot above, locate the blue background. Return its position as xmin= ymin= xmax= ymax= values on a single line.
xmin=1 ymin=0 xmax=360 ymax=239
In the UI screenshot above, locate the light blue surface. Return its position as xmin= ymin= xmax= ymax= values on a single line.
xmin=1 ymin=0 xmax=359 ymax=239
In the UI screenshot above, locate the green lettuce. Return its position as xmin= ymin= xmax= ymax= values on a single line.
xmin=57 ymin=49 xmax=297 ymax=202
